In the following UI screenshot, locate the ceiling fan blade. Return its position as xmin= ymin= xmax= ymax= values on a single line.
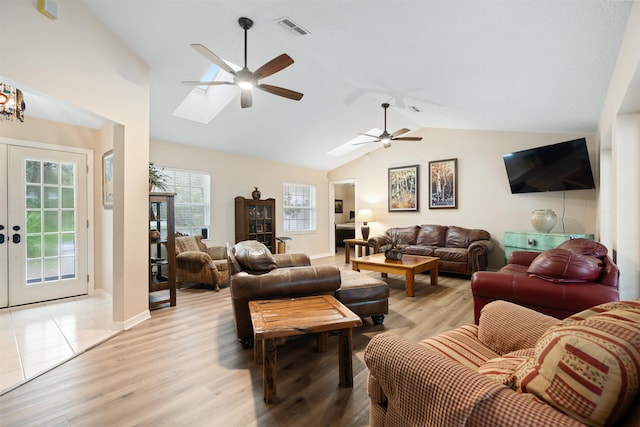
xmin=258 ymin=84 xmax=304 ymax=101
xmin=359 ymin=133 xmax=381 ymax=139
xmin=181 ymin=80 xmax=233 ymax=86
xmin=190 ymin=44 xmax=236 ymax=75
xmin=353 ymin=140 xmax=377 ymax=146
xmin=392 ymin=136 xmax=423 ymax=141
xmin=391 ymin=128 xmax=410 ymax=137
xmin=254 ymin=54 xmax=294 ymax=80
xmin=240 ymin=90 xmax=252 ymax=108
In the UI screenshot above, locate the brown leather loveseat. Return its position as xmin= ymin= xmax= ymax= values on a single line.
xmin=368 ymin=225 xmax=494 ymax=275
xmin=471 ymin=238 xmax=620 ymax=323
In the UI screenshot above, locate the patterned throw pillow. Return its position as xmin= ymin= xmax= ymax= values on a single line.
xmin=513 ymin=301 xmax=640 ymax=427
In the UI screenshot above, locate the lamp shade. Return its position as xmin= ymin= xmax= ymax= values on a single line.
xmin=357 ymin=209 xmax=374 ymax=224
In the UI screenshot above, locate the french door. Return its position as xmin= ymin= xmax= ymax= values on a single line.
xmin=0 ymin=143 xmax=88 ymax=307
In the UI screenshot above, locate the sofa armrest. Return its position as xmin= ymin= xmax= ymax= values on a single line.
xmin=367 ymin=235 xmax=387 ymax=253
xmin=176 ymin=251 xmax=213 ymax=268
xmin=476 ymin=300 xmax=558 ymax=355
xmin=508 ymin=250 xmax=541 ymax=266
xmin=468 ymin=239 xmax=494 ymax=272
xmin=365 ymin=334 xmax=583 ymax=427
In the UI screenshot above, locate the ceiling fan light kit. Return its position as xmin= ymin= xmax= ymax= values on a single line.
xmin=183 ymin=16 xmax=303 ymax=109
xmin=355 ymin=103 xmax=423 ymax=148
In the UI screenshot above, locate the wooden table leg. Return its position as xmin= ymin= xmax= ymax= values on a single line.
xmin=344 ymin=241 xmax=351 ymax=264
xmin=338 ymin=328 xmax=354 ymax=387
xmin=430 ymin=263 xmax=439 ymax=285
xmin=263 ymin=338 xmax=278 ymax=403
xmin=254 ymin=338 xmax=263 ymax=364
xmin=317 ymin=332 xmax=328 ymax=352
xmin=405 ymin=271 xmax=415 ymax=297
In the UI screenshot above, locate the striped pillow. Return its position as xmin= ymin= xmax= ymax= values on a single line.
xmin=513 ymin=301 xmax=640 ymax=427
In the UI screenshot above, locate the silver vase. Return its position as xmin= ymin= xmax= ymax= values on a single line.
xmin=530 ymin=209 xmax=557 ymax=233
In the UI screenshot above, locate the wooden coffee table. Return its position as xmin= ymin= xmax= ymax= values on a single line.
xmin=248 ymin=295 xmax=363 ymax=403
xmin=351 ymin=253 xmax=439 ymax=297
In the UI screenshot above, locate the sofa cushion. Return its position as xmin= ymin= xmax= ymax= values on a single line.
xmin=444 ymin=226 xmax=490 ymax=248
xmin=416 ymin=224 xmax=446 ymax=247
xmin=434 ymin=247 xmax=468 ymax=263
xmin=175 ymin=235 xmax=205 ymax=254
xmin=557 ymin=238 xmax=608 ymax=259
xmin=232 ymin=241 xmax=277 ymax=273
xmin=527 ymin=248 xmax=603 ymax=283
xmin=477 ymin=354 xmax=529 ymax=386
xmin=403 ymin=245 xmax=436 ymax=256
xmin=388 ymin=226 xmax=420 ymax=245
xmin=513 ymin=301 xmax=640 ymax=427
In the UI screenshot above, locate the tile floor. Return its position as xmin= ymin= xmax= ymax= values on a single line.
xmin=0 ymin=293 xmax=120 ymax=394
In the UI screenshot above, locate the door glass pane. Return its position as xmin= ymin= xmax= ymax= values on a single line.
xmin=26 ymin=185 xmax=41 ymax=208
xmin=61 ymin=257 xmax=75 ymax=279
xmin=26 ymin=211 xmax=41 ymax=233
xmin=61 ymin=187 xmax=74 ymax=208
xmin=61 ymin=211 xmax=74 ymax=232
xmin=26 ymin=160 xmax=41 ymax=183
xmin=27 ymin=260 xmax=42 ymax=284
xmin=44 ymin=186 xmax=58 ymax=208
xmin=43 ymin=162 xmax=58 ymax=185
xmin=44 ymin=211 xmax=58 ymax=232
xmin=44 ymin=234 xmax=59 ymax=257
xmin=44 ymin=259 xmax=59 ymax=281
xmin=61 ymin=163 xmax=74 ymax=186
xmin=26 ymin=235 xmax=42 ymax=258
xmin=61 ymin=233 xmax=75 ymax=255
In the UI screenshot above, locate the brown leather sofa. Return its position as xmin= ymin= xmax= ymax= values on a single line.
xmin=368 ymin=225 xmax=494 ymax=275
xmin=471 ymin=238 xmax=620 ymax=323
xmin=227 ymin=241 xmax=389 ymax=348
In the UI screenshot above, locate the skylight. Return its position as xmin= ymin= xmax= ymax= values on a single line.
xmin=327 ymin=128 xmax=382 ymax=157
xmin=173 ymin=60 xmax=241 ymax=124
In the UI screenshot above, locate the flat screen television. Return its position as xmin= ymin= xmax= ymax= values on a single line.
xmin=503 ymin=138 xmax=596 ymax=194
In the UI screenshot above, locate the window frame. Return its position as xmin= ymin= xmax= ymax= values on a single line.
xmin=282 ymin=182 xmax=317 ymax=234
xmin=160 ymin=167 xmax=211 ymax=237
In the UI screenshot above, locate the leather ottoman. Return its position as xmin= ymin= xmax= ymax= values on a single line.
xmin=336 ymin=270 xmax=389 ymax=324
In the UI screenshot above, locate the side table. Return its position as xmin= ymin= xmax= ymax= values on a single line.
xmin=343 ymin=238 xmax=370 ymax=264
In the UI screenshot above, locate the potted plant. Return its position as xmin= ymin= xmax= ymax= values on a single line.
xmin=149 ymin=162 xmax=169 ymax=192
xmin=380 ymin=230 xmax=406 ymax=260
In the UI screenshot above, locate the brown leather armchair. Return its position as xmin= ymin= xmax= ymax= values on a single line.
xmin=471 ymin=238 xmax=620 ymax=323
xmin=227 ymin=241 xmax=342 ymax=348
xmin=175 ymin=235 xmax=229 ymax=291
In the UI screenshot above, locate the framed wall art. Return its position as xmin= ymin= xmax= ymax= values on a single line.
xmin=429 ymin=158 xmax=457 ymax=209
xmin=102 ymin=150 xmax=114 ymax=209
xmin=388 ymin=164 xmax=419 ymax=212
xmin=334 ymin=199 xmax=343 ymax=214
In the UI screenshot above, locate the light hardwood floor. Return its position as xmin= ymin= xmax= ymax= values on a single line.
xmin=0 ymin=250 xmax=475 ymax=427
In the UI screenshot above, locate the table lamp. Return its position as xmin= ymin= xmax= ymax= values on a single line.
xmin=357 ymin=208 xmax=374 ymax=240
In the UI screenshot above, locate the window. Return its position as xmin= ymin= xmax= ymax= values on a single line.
xmin=162 ymin=168 xmax=210 ymax=237
xmin=283 ymin=183 xmax=316 ymax=232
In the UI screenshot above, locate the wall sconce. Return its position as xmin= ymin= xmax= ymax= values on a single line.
xmin=357 ymin=208 xmax=374 ymax=240
xmin=0 ymin=83 xmax=25 ymax=122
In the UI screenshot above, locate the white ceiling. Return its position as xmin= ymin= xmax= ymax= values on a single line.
xmin=37 ymin=1 xmax=639 ymax=170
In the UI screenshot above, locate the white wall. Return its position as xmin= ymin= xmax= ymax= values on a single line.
xmin=328 ymin=128 xmax=598 ymax=270
xmin=0 ymin=1 xmax=151 ymax=326
xmin=597 ymin=2 xmax=640 ymax=299
xmin=150 ymin=139 xmax=330 ymax=256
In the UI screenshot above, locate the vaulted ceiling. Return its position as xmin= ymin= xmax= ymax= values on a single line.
xmin=46 ymin=1 xmax=640 ymax=170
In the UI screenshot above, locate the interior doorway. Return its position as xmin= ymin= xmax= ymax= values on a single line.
xmin=330 ymin=180 xmax=356 ymax=253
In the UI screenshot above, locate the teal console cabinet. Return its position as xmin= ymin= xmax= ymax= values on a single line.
xmin=504 ymin=231 xmax=594 ymax=261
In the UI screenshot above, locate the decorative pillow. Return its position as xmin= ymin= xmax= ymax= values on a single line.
xmin=232 ymin=240 xmax=277 ymax=273
xmin=513 ymin=302 xmax=640 ymax=427
xmin=526 ymin=248 xmax=603 ymax=283
xmin=557 ymin=238 xmax=608 ymax=259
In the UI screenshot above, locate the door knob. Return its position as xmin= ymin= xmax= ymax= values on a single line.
xmin=12 ymin=233 xmax=20 ymax=244
xmin=0 ymin=225 xmax=4 ymax=244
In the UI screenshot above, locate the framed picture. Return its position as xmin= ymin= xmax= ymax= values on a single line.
xmin=388 ymin=164 xmax=419 ymax=212
xmin=334 ymin=199 xmax=343 ymax=214
xmin=102 ymin=150 xmax=114 ymax=209
xmin=256 ymin=223 xmax=264 ymax=233
xmin=429 ymin=158 xmax=457 ymax=209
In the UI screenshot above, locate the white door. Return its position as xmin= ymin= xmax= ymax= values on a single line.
xmin=0 ymin=144 xmax=7 ymax=307
xmin=4 ymin=145 xmax=88 ymax=306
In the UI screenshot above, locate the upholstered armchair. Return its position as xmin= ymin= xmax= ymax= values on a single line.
xmin=227 ymin=240 xmax=342 ymax=348
xmin=174 ymin=235 xmax=229 ymax=291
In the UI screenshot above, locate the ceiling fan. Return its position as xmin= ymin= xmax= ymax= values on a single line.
xmin=182 ymin=17 xmax=303 ymax=109
xmin=355 ymin=103 xmax=423 ymax=148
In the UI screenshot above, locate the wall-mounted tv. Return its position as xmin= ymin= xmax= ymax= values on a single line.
xmin=503 ymin=138 xmax=596 ymax=194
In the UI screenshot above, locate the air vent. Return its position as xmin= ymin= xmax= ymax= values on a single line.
xmin=409 ymin=105 xmax=423 ymax=113
xmin=275 ymin=17 xmax=310 ymax=36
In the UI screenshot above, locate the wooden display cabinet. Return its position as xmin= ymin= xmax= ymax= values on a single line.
xmin=149 ymin=193 xmax=176 ymax=308
xmin=235 ymin=196 xmax=276 ymax=252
